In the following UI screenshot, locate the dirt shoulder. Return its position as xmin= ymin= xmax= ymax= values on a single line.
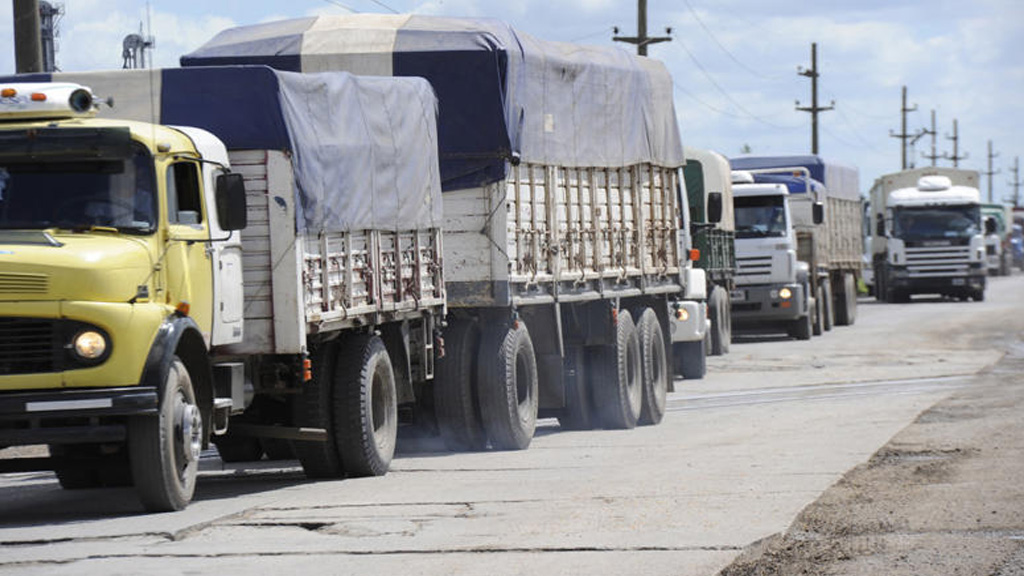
xmin=718 ymin=340 xmax=1024 ymax=576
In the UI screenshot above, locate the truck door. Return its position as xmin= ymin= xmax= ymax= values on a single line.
xmin=164 ymin=160 xmax=214 ymax=343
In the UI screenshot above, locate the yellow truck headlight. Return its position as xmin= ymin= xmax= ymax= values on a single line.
xmin=73 ymin=330 xmax=108 ymax=360
xmin=779 ymin=287 xmax=793 ymax=299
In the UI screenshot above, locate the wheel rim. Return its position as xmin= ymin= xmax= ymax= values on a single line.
xmin=515 ymin=349 xmax=532 ymax=423
xmin=175 ymin=391 xmax=203 ymax=470
xmin=371 ymin=363 xmax=396 ymax=453
xmin=626 ymin=335 xmax=641 ymax=412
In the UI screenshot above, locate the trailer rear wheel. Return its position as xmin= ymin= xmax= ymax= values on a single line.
xmin=636 ymin=308 xmax=668 ymax=426
xmin=558 ymin=345 xmax=594 ymax=430
xmin=333 ymin=334 xmax=398 ymax=477
xmin=434 ymin=318 xmax=488 ymax=450
xmin=709 ymin=286 xmax=730 ymax=356
xmin=593 ymin=310 xmax=642 ymax=429
xmin=834 ymin=272 xmax=857 ymax=326
xmin=478 ymin=320 xmax=538 ymax=450
xmin=822 ymin=278 xmax=834 ymax=331
xmin=128 ymin=357 xmax=201 ymax=512
xmin=812 ymin=285 xmax=825 ymax=336
xmin=292 ymin=342 xmax=345 ymax=479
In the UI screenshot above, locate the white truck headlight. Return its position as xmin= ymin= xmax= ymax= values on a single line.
xmin=779 ymin=287 xmax=793 ymax=299
xmin=73 ymin=330 xmax=107 ymax=360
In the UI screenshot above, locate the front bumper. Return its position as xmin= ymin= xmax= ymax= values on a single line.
xmin=730 ymin=283 xmax=806 ymax=325
xmin=889 ymin=267 xmax=986 ymax=295
xmin=0 ymin=386 xmax=157 ymax=446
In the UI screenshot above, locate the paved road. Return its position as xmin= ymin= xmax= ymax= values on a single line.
xmin=2 ymin=273 xmax=1022 ymax=575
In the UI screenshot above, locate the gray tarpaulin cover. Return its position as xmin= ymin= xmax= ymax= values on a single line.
xmin=16 ymin=66 xmax=442 ymax=233
xmin=181 ymin=15 xmax=685 ymax=190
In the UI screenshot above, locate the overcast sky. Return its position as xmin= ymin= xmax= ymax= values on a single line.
xmin=2 ymin=0 xmax=1022 ymax=203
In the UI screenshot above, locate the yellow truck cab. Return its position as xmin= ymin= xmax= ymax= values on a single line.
xmin=0 ymin=82 xmax=246 ymax=511
xmin=0 ymin=67 xmax=445 ymax=513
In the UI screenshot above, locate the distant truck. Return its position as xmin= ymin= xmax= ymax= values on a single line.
xmin=869 ymin=168 xmax=986 ymax=302
xmin=980 ymin=202 xmax=1013 ymax=276
xmin=683 ymin=147 xmax=733 ymax=357
xmin=182 ymin=15 xmax=711 ymax=421
xmin=729 ymin=155 xmax=862 ymax=339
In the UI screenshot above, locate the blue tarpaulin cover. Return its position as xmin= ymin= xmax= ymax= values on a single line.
xmin=181 ymin=15 xmax=685 ymax=190
xmin=730 ymin=155 xmax=860 ymax=200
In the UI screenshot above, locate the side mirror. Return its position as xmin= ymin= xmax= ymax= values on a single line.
xmin=812 ymin=201 xmax=824 ymax=225
xmin=706 ymin=192 xmax=723 ymax=224
xmin=984 ymin=217 xmax=997 ymax=235
xmin=215 ymin=173 xmax=247 ymax=231
xmin=876 ymin=214 xmax=885 ymax=237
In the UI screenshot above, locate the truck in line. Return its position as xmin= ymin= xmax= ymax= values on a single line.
xmin=728 ymin=155 xmax=862 ymax=339
xmin=0 ymin=16 xmax=707 ymax=511
xmin=869 ymin=168 xmax=986 ymax=302
xmin=182 ymin=15 xmax=710 ymax=434
xmin=980 ymin=202 xmax=1013 ymax=276
xmin=682 ymin=147 xmax=732 ymax=359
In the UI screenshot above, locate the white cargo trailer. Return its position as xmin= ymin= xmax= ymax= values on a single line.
xmin=183 ymin=15 xmax=709 ymax=448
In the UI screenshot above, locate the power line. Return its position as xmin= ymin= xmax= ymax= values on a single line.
xmin=672 ymin=82 xmax=749 ymax=119
xmin=363 ymin=0 xmax=399 ymax=13
xmin=571 ymin=27 xmax=615 ymax=43
xmin=670 ymin=36 xmax=795 ymax=129
xmin=830 ymin=104 xmax=888 ymax=156
xmin=320 ymin=0 xmax=358 ymax=13
xmin=681 ymin=0 xmax=779 ymax=81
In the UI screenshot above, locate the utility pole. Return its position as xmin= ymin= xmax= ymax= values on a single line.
xmin=982 ymin=140 xmax=1000 ymax=203
xmin=613 ymin=0 xmax=672 ymax=56
xmin=795 ymin=42 xmax=834 ymax=155
xmin=942 ymin=119 xmax=968 ymax=168
xmin=13 ymin=0 xmax=43 ymax=74
xmin=888 ymin=86 xmax=920 ymax=170
xmin=920 ymin=110 xmax=941 ymax=167
xmin=1007 ymin=157 xmax=1021 ymax=208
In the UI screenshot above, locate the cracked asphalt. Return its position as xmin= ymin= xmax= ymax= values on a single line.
xmin=1 ymin=273 xmax=1023 ymax=576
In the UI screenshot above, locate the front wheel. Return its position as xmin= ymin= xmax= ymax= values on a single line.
xmin=128 ymin=357 xmax=201 ymax=512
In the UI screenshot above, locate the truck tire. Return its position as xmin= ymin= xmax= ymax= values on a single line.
xmin=434 ymin=318 xmax=488 ymax=451
xmin=834 ymin=273 xmax=857 ymax=326
xmin=292 ymin=342 xmax=345 ymax=479
xmin=333 ymin=334 xmax=398 ymax=477
xmin=592 ymin=310 xmax=642 ymax=429
xmin=213 ymin=434 xmax=264 ymax=463
xmin=822 ymin=278 xmax=834 ymax=331
xmin=812 ymin=285 xmax=824 ymax=336
xmin=709 ymin=287 xmax=730 ymax=356
xmin=558 ymin=345 xmax=595 ymax=431
xmin=477 ymin=320 xmax=539 ymax=450
xmin=128 ymin=356 xmax=201 ymax=512
xmin=675 ymin=336 xmax=707 ymax=380
xmin=789 ymin=312 xmax=812 ymax=341
xmin=636 ymin=308 xmax=668 ymax=426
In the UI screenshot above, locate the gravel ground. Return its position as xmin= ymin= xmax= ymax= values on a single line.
xmin=718 ymin=339 xmax=1024 ymax=576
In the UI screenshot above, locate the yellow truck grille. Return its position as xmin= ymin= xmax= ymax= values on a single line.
xmin=0 ymin=318 xmax=58 ymax=375
xmin=0 ymin=273 xmax=49 ymax=295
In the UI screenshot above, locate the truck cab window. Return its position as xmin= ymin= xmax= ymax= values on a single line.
xmin=166 ymin=162 xmax=203 ymax=225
